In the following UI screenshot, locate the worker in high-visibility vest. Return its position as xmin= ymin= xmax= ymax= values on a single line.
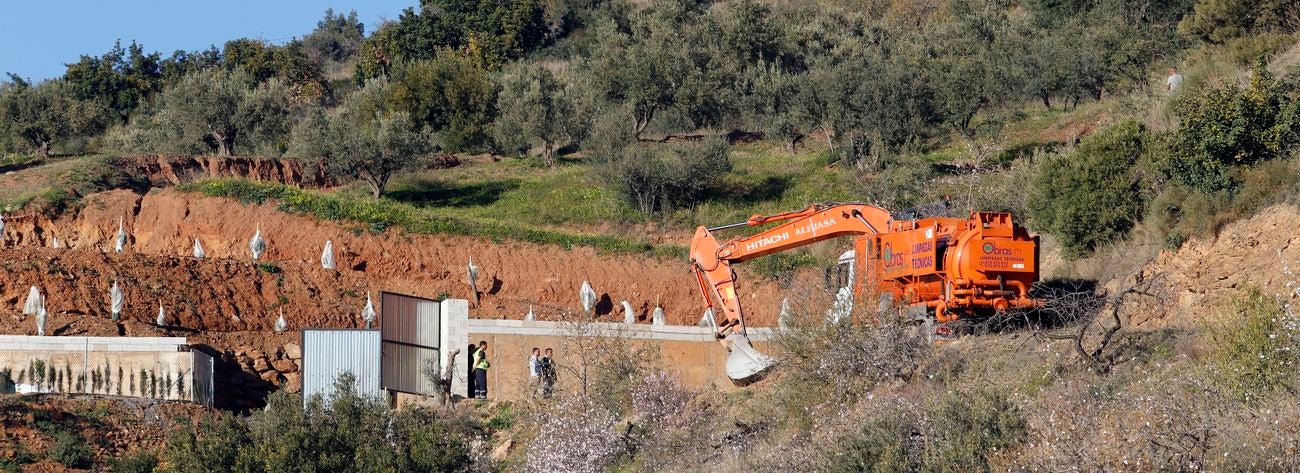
xmin=473 ymin=340 xmax=490 ymax=399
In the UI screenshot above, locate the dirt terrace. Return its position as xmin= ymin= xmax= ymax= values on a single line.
xmin=1 ymin=188 xmax=786 ymax=327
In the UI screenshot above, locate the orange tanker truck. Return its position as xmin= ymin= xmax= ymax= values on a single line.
xmin=689 ymin=202 xmax=1042 ymax=383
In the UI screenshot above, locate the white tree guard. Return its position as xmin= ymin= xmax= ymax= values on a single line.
xmin=114 ymin=217 xmax=127 ymax=253
xmin=361 ymin=293 xmax=376 ymax=328
xmin=525 ymin=305 xmax=536 ymax=321
xmin=652 ymin=306 xmax=665 ymax=326
xmin=110 ymin=280 xmax=124 ymax=321
xmin=36 ymin=307 xmax=46 ymax=336
xmin=467 ymin=257 xmax=479 ymax=283
xmin=274 ymin=311 xmax=288 ymax=332
xmin=193 ymin=238 xmax=205 ymax=258
xmin=51 ymin=236 xmax=61 ymax=249
xmin=157 ymin=302 xmax=167 ymax=326
xmin=23 ymin=286 xmax=43 ymax=316
xmin=698 ymin=308 xmax=717 ymax=330
xmin=321 ymin=240 xmax=335 ymax=270
xmin=779 ymin=298 xmax=792 ymax=329
xmin=0 ymin=214 xmax=5 ymax=238
xmin=826 ymin=286 xmax=853 ymax=324
xmin=249 ymin=224 xmax=266 ymax=260
xmin=579 ymin=280 xmax=597 ymax=314
xmin=622 ymin=301 xmax=636 ymax=324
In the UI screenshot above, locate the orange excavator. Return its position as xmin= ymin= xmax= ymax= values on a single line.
xmin=690 ymin=202 xmax=1041 ymax=383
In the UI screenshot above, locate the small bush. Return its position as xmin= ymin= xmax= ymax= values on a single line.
xmin=1028 ymin=120 xmax=1152 ymax=257
xmin=110 ymin=451 xmax=158 ymax=473
xmin=822 ymin=412 xmax=914 ymax=473
xmin=597 ymin=138 xmax=732 ymax=215
xmin=923 ymin=389 xmax=1028 ymax=470
xmin=47 ymin=430 xmax=94 ymax=469
xmin=821 ymin=389 xmax=1026 ymax=472
xmin=1203 ymin=287 xmax=1300 ymax=403
xmin=1164 ymin=61 xmax=1300 ymax=193
xmin=774 ymin=305 xmax=932 ymax=402
xmin=525 ymin=396 xmax=624 ymax=473
xmin=487 ymin=404 xmax=515 ymax=431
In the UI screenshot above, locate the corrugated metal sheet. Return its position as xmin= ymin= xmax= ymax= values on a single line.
xmin=191 ymin=351 xmax=214 ymax=407
xmin=302 ymin=330 xmax=382 ymax=404
xmin=380 ymin=292 xmax=440 ymax=349
xmin=381 ymin=342 xmax=440 ymax=395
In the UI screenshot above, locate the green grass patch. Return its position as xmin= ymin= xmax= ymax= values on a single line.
xmin=181 ymin=178 xmax=685 ymax=258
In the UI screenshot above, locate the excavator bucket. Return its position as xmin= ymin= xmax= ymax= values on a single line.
xmin=725 ymin=333 xmax=776 ymax=385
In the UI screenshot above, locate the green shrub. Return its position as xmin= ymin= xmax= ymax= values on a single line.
xmin=1028 ymin=120 xmax=1152 ymax=257
xmin=1165 ymin=61 xmax=1300 ymax=193
xmin=1204 ymin=288 xmax=1300 ymax=403
xmin=923 ymin=389 xmax=1027 ymax=470
xmin=163 ymin=373 xmax=483 ymax=472
xmin=1146 ymin=157 xmax=1300 ymax=246
xmin=254 ymin=261 xmax=282 ymax=274
xmin=597 ymin=138 xmax=732 ymax=216
xmin=487 ymin=404 xmax=515 ymax=431
xmin=822 ymin=413 xmax=914 ymax=473
xmin=821 ymin=389 xmax=1025 ymax=473
xmin=47 ymin=430 xmax=94 ymax=469
xmin=109 ymin=451 xmax=158 ymax=473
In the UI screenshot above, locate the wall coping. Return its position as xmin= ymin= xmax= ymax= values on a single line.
xmin=467 ymin=319 xmax=776 ymax=342
xmin=0 ymin=335 xmax=188 ymax=352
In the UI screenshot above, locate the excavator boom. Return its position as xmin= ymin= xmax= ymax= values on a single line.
xmin=690 ymin=202 xmax=1042 ymax=384
xmin=690 ymin=204 xmax=893 ymax=383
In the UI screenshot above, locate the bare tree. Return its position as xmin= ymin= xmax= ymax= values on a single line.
xmin=1038 ymin=272 xmax=1168 ymax=373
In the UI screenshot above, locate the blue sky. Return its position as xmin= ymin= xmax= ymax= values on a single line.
xmin=0 ymin=1 xmax=415 ymax=81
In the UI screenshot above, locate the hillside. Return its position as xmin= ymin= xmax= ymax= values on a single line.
xmin=3 ymin=0 xmax=1300 ymax=471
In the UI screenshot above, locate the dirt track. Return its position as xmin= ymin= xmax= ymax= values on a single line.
xmin=1 ymin=188 xmax=787 ymax=328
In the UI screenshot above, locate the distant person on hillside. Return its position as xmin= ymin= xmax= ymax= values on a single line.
xmin=529 ymin=347 xmax=541 ymax=397
xmin=1167 ymin=66 xmax=1184 ymax=91
xmin=473 ymin=340 xmax=491 ymax=399
xmin=539 ymin=347 xmax=557 ymax=399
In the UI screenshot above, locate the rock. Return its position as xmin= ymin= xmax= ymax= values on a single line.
xmin=283 ymin=373 xmax=302 ymax=393
xmin=272 ymin=359 xmax=298 ymax=373
xmin=259 ymin=370 xmax=285 ymax=384
xmin=492 ymin=439 xmax=513 ymax=460
xmin=283 ymin=342 xmax=301 ymax=360
xmin=253 ymin=357 xmax=270 ymax=372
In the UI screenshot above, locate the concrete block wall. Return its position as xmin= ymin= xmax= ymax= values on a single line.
xmin=460 ymin=320 xmax=774 ymax=401
xmin=439 ymin=299 xmax=470 ymax=399
xmin=0 ymin=335 xmax=200 ymax=401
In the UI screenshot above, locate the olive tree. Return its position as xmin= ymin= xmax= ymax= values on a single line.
xmin=0 ymin=78 xmax=107 ymax=158
xmin=154 ymin=69 xmax=292 ymax=156
xmin=290 ymin=79 xmax=432 ymax=198
xmin=491 ymin=63 xmax=580 ymax=166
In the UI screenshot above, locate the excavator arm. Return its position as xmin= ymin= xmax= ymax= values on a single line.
xmin=690 ymin=203 xmax=893 ymax=383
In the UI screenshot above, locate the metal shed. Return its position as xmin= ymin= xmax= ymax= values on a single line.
xmin=301 ymin=329 xmax=382 ymax=404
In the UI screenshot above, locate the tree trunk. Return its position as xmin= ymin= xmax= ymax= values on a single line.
xmin=36 ymin=141 xmax=50 ymax=159
xmin=633 ymin=108 xmax=654 ymax=141
xmin=542 ymin=141 xmax=555 ymax=167
xmin=821 ymin=125 xmax=835 ymax=153
xmin=1040 ymin=90 xmax=1051 ymax=109
xmin=786 ymin=133 xmax=804 ymax=154
xmin=368 ymin=180 xmax=383 ymax=199
xmin=212 ymin=132 xmax=234 ymax=157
